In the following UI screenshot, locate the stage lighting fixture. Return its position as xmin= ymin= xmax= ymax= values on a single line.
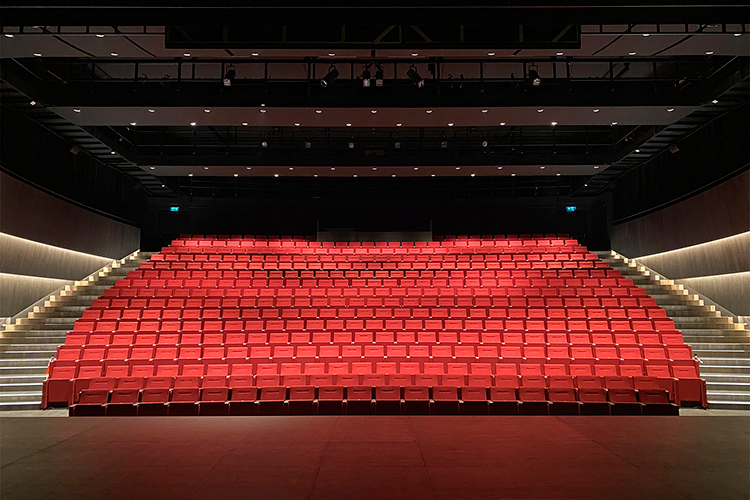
xmin=374 ymin=64 xmax=384 ymax=86
xmin=528 ymin=64 xmax=541 ymax=86
xmin=407 ymin=65 xmax=424 ymax=88
xmin=321 ymin=65 xmax=339 ymax=87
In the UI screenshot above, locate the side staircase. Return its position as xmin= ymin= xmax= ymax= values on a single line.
xmin=0 ymin=251 xmax=152 ymax=410
xmin=596 ymin=250 xmax=750 ymax=410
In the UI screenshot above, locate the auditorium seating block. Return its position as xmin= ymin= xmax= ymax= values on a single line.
xmin=47 ymin=234 xmax=701 ymax=416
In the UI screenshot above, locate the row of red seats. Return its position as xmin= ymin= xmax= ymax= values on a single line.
xmin=142 ymin=261 xmax=607 ymax=271
xmin=68 ymin=381 xmax=680 ymax=417
xmin=90 ymin=296 xmax=660 ymax=310
xmin=55 ymin=346 xmax=695 ymax=368
xmin=170 ymin=240 xmax=579 ymax=248
xmin=161 ymin=248 xmax=588 ymax=257
xmin=63 ymin=331 xmax=685 ymax=347
xmin=72 ymin=318 xmax=678 ymax=333
xmin=127 ymin=269 xmax=622 ymax=279
xmin=81 ymin=307 xmax=668 ymax=321
xmin=176 ymin=233 xmax=568 ymax=240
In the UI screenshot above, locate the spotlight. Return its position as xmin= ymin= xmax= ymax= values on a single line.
xmin=30 ymin=101 xmax=36 ymax=106
xmin=223 ymin=65 xmax=236 ymax=86
xmin=528 ymin=64 xmax=541 ymax=86
xmin=374 ymin=64 xmax=384 ymax=87
xmin=362 ymin=65 xmax=371 ymax=87
xmin=305 ymin=141 xmax=312 ymax=149
xmin=261 ymin=141 xmax=268 ymax=148
xmin=482 ymin=141 xmax=488 ymax=147
xmin=321 ymin=65 xmax=339 ymax=87
xmin=407 ymin=65 xmax=424 ymax=88
xmin=234 ymin=173 xmax=239 ymax=177
xmin=348 ymin=142 xmax=355 ymax=149
xmin=441 ymin=141 xmax=448 ymax=148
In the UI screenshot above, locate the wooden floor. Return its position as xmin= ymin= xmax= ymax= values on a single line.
xmin=1 ymin=415 xmax=748 ymax=500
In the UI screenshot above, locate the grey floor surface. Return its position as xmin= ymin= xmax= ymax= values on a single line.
xmin=1 ymin=415 xmax=748 ymax=500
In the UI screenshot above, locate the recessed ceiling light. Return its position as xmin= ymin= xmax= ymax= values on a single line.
xmin=33 ymin=53 xmax=42 ymax=57
xmin=183 ymin=53 xmax=191 ymax=57
xmin=261 ymin=141 xmax=267 ymax=147
xmin=396 ymin=123 xmax=402 ymax=127
xmin=331 ymin=167 xmax=336 ymax=171
xmin=734 ymin=33 xmax=742 ymax=37
xmin=188 ymin=173 xmax=194 ymax=177
xmin=149 ymin=166 xmax=155 ymax=170
xmin=148 ymin=109 xmax=155 ymax=113
xmin=706 ymin=51 xmax=714 ymax=55
xmin=611 ymin=121 xmax=618 ymax=125
xmin=497 ymin=166 xmax=503 ymax=170
xmin=316 ymin=110 xmax=322 ymax=114
xmin=500 ymin=122 xmax=506 ymax=126
xmin=470 ymin=173 xmax=476 ymax=177
xmin=328 ymin=53 xmax=335 ymax=57
xmin=712 ymin=99 xmax=719 ymax=104
xmin=29 ymin=100 xmax=36 ymax=106
xmin=260 ymin=103 xmax=265 ymax=107
xmin=551 ymin=121 xmax=557 ymax=126
xmin=4 ymin=34 xmax=14 ymax=38
xmin=537 ymin=109 xmax=544 ymax=113
xmin=642 ymin=33 xmax=650 ymax=37
xmin=392 ymin=174 xmax=396 ymax=177
xmin=246 ymin=167 xmax=252 ymax=170
xmin=190 ymin=122 xmax=197 ymax=126
xmin=488 ymin=52 xmax=495 ymax=56
xmin=242 ymin=122 xmax=248 ymax=126
xmin=455 ymin=167 xmax=461 ymax=170
xmin=259 ymin=109 xmax=266 ymax=113
xmin=411 ymin=53 xmax=418 ymax=56
xmin=353 ymin=174 xmax=357 ymax=177
xmin=161 ymin=184 xmax=165 ymax=187
xmin=511 ymin=173 xmax=516 ymax=176
xmin=274 ymin=174 xmax=279 ymax=177
xmin=204 ymin=109 xmax=211 ymax=113
xmin=635 ymin=149 xmax=640 ymax=152
xmin=556 ymin=52 xmax=564 ymax=56
xmin=667 ymin=108 xmax=674 ymax=112
xmin=294 ymin=123 xmax=300 ymax=126
xmin=289 ymin=167 xmax=294 ymax=171
xmin=73 ymin=108 xmax=81 ymax=113
xmin=482 ymin=141 xmax=488 ymax=147
xmin=130 ymin=122 xmax=136 ymax=126
xmin=233 ymin=173 xmax=239 ymax=177
xmin=594 ymin=165 xmax=600 ymax=169
xmin=96 ymin=34 xmax=105 ymax=38
xmin=204 ymin=167 xmax=209 ymax=170
xmin=425 ymin=110 xmax=433 ymax=114
xmin=314 ymin=174 xmax=318 ymax=177
xmin=585 ymin=183 xmax=588 ymax=186
xmin=252 ymin=53 xmax=259 ymax=56
xmin=346 ymin=123 xmax=352 ymax=127
xmin=482 ymin=109 xmax=488 ymax=113
xmin=593 ymin=108 xmax=600 ymax=113
xmin=371 ymin=110 xmax=377 ymax=114
xmin=110 ymin=52 xmax=118 ymax=56
xmin=556 ymin=173 xmax=561 ymax=176
xmin=414 ymin=167 xmax=419 ymax=170
xmin=629 ymin=52 xmax=637 ymax=56
xmin=448 ymin=123 xmax=454 ymax=127
xmin=372 ymin=167 xmax=378 ymax=171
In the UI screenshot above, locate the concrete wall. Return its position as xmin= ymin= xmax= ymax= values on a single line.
xmin=0 ymin=172 xmax=140 ymax=317
xmin=611 ymin=171 xmax=750 ymax=316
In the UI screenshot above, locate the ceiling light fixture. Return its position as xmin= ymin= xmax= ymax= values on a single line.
xmin=73 ymin=108 xmax=81 ymax=113
xmin=706 ymin=51 xmax=714 ymax=55
xmin=629 ymin=52 xmax=637 ymax=56
xmin=346 ymin=123 xmax=352 ymax=127
xmin=251 ymin=53 xmax=259 ymax=56
xmin=500 ymin=122 xmax=506 ymax=126
xmin=331 ymin=167 xmax=336 ymax=171
xmin=593 ymin=108 xmax=600 ymax=113
xmin=556 ymin=52 xmax=564 ymax=56
xmin=537 ymin=109 xmax=544 ymax=113
xmin=294 ymin=123 xmax=300 ymax=126
xmin=4 ymin=34 xmax=14 ymax=38
xmin=396 ymin=123 xmax=402 ymax=127
xmin=642 ymin=33 xmax=650 ymax=37
xmin=497 ymin=166 xmax=503 ymax=170
xmin=455 ymin=167 xmax=461 ymax=170
xmin=96 ymin=34 xmax=105 ymax=38
xmin=234 ymin=173 xmax=239 ymax=177
xmin=448 ymin=123 xmax=454 ymax=127
xmin=183 ymin=53 xmax=191 ymax=57
xmin=556 ymin=173 xmax=561 ymax=176
xmin=540 ymin=166 xmax=545 ymax=169
xmin=712 ymin=99 xmax=719 ymax=104
xmin=261 ymin=141 xmax=268 ymax=147
xmin=190 ymin=122 xmax=197 ymax=126
xmin=611 ymin=121 xmax=618 ymax=125
xmin=488 ymin=52 xmax=495 ymax=56
xmin=130 ymin=122 xmax=136 ymax=126
xmin=411 ymin=53 xmax=418 ymax=57
xmin=372 ymin=168 xmax=377 ymax=171
xmin=635 ymin=149 xmax=640 ymax=152
xmin=188 ymin=173 xmax=194 ymax=177
xmin=316 ymin=110 xmax=322 ymax=114
xmin=242 ymin=122 xmax=248 ymax=126
xmin=551 ymin=121 xmax=557 ymax=126
xmin=511 ymin=173 xmax=516 ymax=176
xmin=274 ymin=174 xmax=279 ymax=177
xmin=149 ymin=166 xmax=155 ymax=170
xmin=110 ymin=52 xmax=118 ymax=56
xmin=204 ymin=167 xmax=209 ymax=170
xmin=594 ymin=165 xmax=600 ymax=169
xmin=667 ymin=108 xmax=674 ymax=112
xmin=110 ymin=151 xmax=116 ymax=155
xmin=482 ymin=109 xmax=488 ymax=113
xmin=425 ymin=110 xmax=432 ymax=114
xmin=392 ymin=174 xmax=396 ymax=177
xmin=204 ymin=109 xmax=211 ymax=113
xmin=431 ymin=174 xmax=436 ymax=177
xmin=371 ymin=110 xmax=377 ymax=114
xmin=259 ymin=109 xmax=266 ymax=113
xmin=328 ymin=53 xmax=335 ymax=57
xmin=471 ymin=173 xmax=476 ymax=177
xmin=33 ymin=53 xmax=42 ymax=57
xmin=148 ymin=109 xmax=155 ymax=113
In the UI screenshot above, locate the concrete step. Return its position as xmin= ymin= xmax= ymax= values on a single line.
xmin=695 ymin=357 xmax=750 ymax=366
xmin=0 ymin=331 xmax=66 ymax=339
xmin=649 ymin=295 xmax=698 ymax=305
xmin=703 ymin=373 xmax=750 ymax=384
xmin=0 ymin=351 xmax=57 ymax=359
xmin=0 ymin=401 xmax=42 ymax=411
xmin=0 ymin=382 xmax=43 ymax=393
xmin=706 ymin=381 xmax=750 ymax=392
xmin=689 ymin=343 xmax=750 ymax=350
xmin=673 ymin=316 xmax=733 ymax=325
xmin=707 ymin=401 xmax=750 ymax=410
xmin=706 ymin=391 xmax=750 ymax=402
xmin=0 ymin=392 xmax=43 ymax=403
xmin=693 ymin=349 xmax=750 ymax=358
xmin=0 ymin=374 xmax=47 ymax=385
xmin=52 ymin=306 xmax=89 ymax=313
xmin=666 ymin=310 xmax=720 ymax=318
xmin=700 ymin=365 xmax=750 ymax=375
xmin=0 ymin=337 xmax=66 ymax=345
xmin=0 ymin=365 xmax=49 ymax=376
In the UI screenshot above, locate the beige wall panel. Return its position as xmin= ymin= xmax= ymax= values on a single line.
xmin=0 ymin=273 xmax=70 ymax=317
xmin=678 ymin=272 xmax=750 ymax=317
xmin=635 ymin=231 xmax=750 ymax=280
xmin=0 ymin=233 xmax=113 ymax=281
xmin=612 ymin=170 xmax=750 ymax=257
xmin=0 ymin=172 xmax=140 ymax=258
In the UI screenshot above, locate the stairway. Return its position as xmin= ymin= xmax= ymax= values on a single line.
xmin=0 ymin=252 xmax=152 ymax=411
xmin=596 ymin=251 xmax=750 ymax=410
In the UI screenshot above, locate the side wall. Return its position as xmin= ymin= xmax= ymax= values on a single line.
xmin=0 ymin=172 xmax=141 ymax=317
xmin=611 ymin=171 xmax=750 ymax=316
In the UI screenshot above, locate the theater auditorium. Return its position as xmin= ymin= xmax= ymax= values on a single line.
xmin=0 ymin=2 xmax=748 ymax=499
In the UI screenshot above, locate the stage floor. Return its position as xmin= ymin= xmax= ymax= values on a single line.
xmin=1 ymin=415 xmax=748 ymax=500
